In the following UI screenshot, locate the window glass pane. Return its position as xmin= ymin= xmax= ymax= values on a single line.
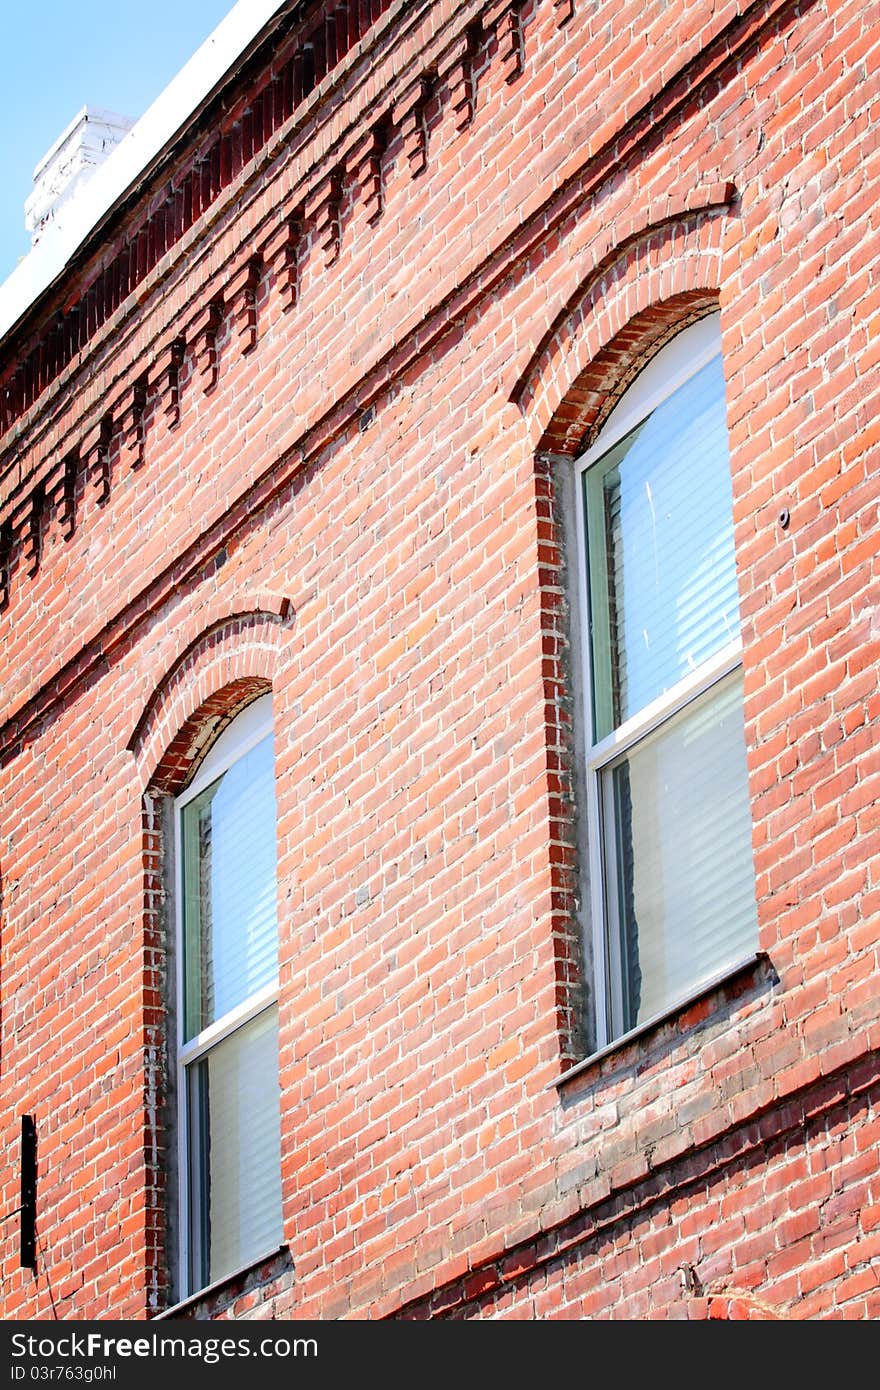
xmin=585 ymin=356 xmax=741 ymax=739
xmin=601 ymin=671 xmax=757 ymax=1038
xmin=181 ymin=732 xmax=278 ymax=1038
xmin=187 ymin=1006 xmax=282 ymax=1290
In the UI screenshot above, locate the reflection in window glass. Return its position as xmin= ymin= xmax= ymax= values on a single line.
xmin=585 ymin=356 xmax=740 ymax=739
xmin=181 ymin=733 xmax=278 ymax=1040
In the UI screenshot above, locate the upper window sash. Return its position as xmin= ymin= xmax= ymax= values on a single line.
xmin=575 ymin=315 xmax=740 ymax=747
xmin=173 ymin=694 xmax=278 ymax=1053
xmin=179 ymin=731 xmax=279 ymax=1039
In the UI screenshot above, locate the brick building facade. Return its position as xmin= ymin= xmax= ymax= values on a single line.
xmin=1 ymin=0 xmax=878 ymax=1320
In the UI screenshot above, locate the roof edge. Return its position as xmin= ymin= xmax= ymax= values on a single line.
xmin=0 ymin=0 xmax=289 ymax=346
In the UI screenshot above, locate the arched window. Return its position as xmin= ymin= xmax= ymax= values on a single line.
xmin=173 ymin=693 xmax=282 ymax=1294
xmin=575 ymin=314 xmax=758 ymax=1047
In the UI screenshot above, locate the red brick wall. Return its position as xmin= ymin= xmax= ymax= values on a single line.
xmin=1 ymin=0 xmax=878 ymax=1319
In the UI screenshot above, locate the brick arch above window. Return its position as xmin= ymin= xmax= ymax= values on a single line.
xmin=514 ymin=205 xmax=730 ymax=457
xmin=131 ymin=604 xmax=293 ymax=793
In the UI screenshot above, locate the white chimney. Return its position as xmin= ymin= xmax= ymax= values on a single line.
xmin=25 ymin=106 xmax=135 ymax=246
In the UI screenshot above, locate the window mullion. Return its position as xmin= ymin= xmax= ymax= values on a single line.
xmin=585 ymin=637 xmax=743 ymax=774
xmin=178 ymin=979 xmax=280 ymax=1067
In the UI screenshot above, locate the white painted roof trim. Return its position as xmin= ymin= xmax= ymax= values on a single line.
xmin=0 ymin=0 xmax=288 ymax=345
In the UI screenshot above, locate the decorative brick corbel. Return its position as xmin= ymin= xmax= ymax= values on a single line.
xmin=0 ymin=520 xmax=12 ymax=608
xmin=554 ymin=0 xmax=575 ymax=25
xmin=226 ymin=257 xmax=262 ymax=354
xmin=306 ymin=172 xmax=344 ymax=267
xmin=260 ymin=214 xmax=302 ymax=311
xmin=439 ymin=27 xmax=480 ymax=131
xmin=0 ymin=371 xmax=21 ymax=436
xmin=347 ymin=129 xmax=386 ymax=226
xmin=485 ymin=1 xmax=526 ymax=83
xmin=82 ymin=415 xmax=113 ymax=506
xmin=60 ymin=450 xmax=79 ymax=538
xmin=128 ymin=378 xmax=149 ymax=471
xmin=43 ymin=450 xmax=79 ymax=541
xmin=393 ymin=77 xmax=433 ymax=177
xmin=189 ymin=301 xmax=223 ymax=394
xmin=153 ymin=337 xmax=186 ymax=430
xmin=22 ymin=484 xmax=46 ymax=577
xmin=113 ymin=377 xmax=148 ymax=472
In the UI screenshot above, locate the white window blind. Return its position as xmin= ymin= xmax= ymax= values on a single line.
xmin=600 ymin=671 xmax=756 ymax=1035
xmin=187 ymin=1006 xmax=282 ymax=1286
xmin=181 ymin=732 xmax=279 ymax=1037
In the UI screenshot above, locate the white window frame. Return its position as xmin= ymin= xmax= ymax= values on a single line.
xmin=573 ymin=314 xmax=746 ymax=1049
xmin=173 ymin=693 xmax=280 ymax=1297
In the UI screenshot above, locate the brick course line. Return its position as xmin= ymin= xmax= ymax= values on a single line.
xmin=384 ymin=1046 xmax=880 ymax=1320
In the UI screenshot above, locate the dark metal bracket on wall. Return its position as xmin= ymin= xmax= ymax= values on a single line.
xmin=20 ymin=1114 xmax=37 ymax=1268
xmin=1 ymin=1114 xmax=36 ymax=1268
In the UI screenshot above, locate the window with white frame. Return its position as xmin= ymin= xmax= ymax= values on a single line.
xmin=174 ymin=693 xmax=282 ymax=1295
xmin=575 ymin=314 xmax=758 ymax=1049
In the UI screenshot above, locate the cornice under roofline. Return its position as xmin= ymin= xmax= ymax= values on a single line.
xmin=0 ymin=0 xmax=291 ymax=348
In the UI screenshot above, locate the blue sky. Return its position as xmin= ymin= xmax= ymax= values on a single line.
xmin=0 ymin=0 xmax=237 ymax=284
